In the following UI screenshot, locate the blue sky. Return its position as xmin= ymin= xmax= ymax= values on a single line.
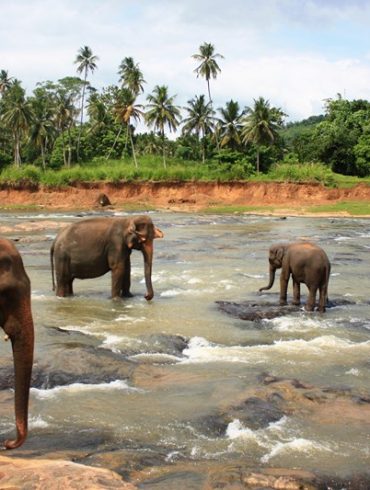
xmin=1 ymin=0 xmax=370 ymax=122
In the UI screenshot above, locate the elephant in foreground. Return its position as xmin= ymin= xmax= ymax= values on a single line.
xmin=0 ymin=238 xmax=34 ymax=449
xmin=259 ymin=241 xmax=331 ymax=312
xmin=51 ymin=215 xmax=164 ymax=299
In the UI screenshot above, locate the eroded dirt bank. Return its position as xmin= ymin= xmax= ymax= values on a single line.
xmin=0 ymin=181 xmax=369 ymax=212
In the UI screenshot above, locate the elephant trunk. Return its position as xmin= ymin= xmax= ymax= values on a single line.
xmin=4 ymin=302 xmax=34 ymax=450
xmin=142 ymin=241 xmax=154 ymax=301
xmin=259 ymin=265 xmax=276 ymax=292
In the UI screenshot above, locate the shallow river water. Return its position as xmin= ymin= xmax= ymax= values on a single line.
xmin=0 ymin=210 xmax=370 ymax=488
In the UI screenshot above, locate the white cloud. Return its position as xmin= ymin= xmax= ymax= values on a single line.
xmin=1 ymin=0 xmax=370 ymax=121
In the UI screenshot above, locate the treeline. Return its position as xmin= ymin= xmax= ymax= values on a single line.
xmin=0 ymin=44 xmax=370 ymax=179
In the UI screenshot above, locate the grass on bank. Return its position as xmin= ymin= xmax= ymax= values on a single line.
xmin=1 ymin=157 xmax=370 ymax=187
xmin=204 ymin=201 xmax=370 ymax=216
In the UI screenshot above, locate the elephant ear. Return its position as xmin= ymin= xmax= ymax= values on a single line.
xmin=126 ymin=217 xmax=149 ymax=248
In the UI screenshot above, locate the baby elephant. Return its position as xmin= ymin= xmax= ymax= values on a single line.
xmin=259 ymin=241 xmax=331 ymax=312
xmin=51 ymin=215 xmax=163 ymax=299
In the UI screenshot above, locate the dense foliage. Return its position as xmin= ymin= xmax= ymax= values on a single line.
xmin=1 ymin=46 xmax=370 ymax=180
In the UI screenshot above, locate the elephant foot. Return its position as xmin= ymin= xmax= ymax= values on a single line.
xmin=279 ymin=300 xmax=288 ymax=306
xmin=304 ymin=304 xmax=315 ymax=312
xmin=292 ymin=300 xmax=301 ymax=306
xmin=121 ymin=291 xmax=134 ymax=298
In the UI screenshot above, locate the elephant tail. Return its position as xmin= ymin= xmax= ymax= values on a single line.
xmin=50 ymin=241 xmax=55 ymax=291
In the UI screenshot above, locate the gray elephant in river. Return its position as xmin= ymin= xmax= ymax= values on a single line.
xmin=51 ymin=215 xmax=163 ymax=299
xmin=0 ymin=238 xmax=34 ymax=449
xmin=259 ymin=241 xmax=331 ymax=312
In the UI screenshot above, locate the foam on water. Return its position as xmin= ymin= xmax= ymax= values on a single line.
xmin=181 ymin=335 xmax=370 ymax=365
xmin=265 ymin=315 xmax=331 ymax=333
xmin=32 ymin=380 xmax=136 ymax=399
xmin=226 ymin=417 xmax=333 ymax=464
xmin=29 ymin=415 xmax=50 ymax=429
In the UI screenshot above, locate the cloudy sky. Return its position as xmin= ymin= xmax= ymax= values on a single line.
xmin=1 ymin=0 xmax=370 ymax=122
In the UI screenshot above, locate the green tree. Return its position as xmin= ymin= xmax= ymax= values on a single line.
xmin=118 ymin=57 xmax=146 ymax=96
xmin=192 ymin=42 xmax=223 ymax=104
xmin=1 ymin=81 xmax=34 ymax=166
xmin=182 ymin=94 xmax=215 ymax=163
xmin=29 ymin=87 xmax=56 ymax=169
xmin=241 ymin=97 xmax=285 ymax=173
xmin=74 ymin=46 xmax=99 ymax=158
xmin=108 ymin=88 xmax=143 ymax=167
xmin=145 ymin=85 xmax=181 ymax=168
xmin=217 ymin=99 xmax=243 ymax=150
xmin=0 ymin=69 xmax=14 ymax=96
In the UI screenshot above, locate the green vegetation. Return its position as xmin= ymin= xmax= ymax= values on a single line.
xmin=1 ymin=46 xmax=370 ymax=184
xmin=307 ymin=201 xmax=370 ymax=216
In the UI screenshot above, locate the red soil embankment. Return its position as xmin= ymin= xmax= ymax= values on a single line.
xmin=0 ymin=181 xmax=369 ymax=212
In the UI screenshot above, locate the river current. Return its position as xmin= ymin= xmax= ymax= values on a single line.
xmin=0 ymin=210 xmax=369 ymax=487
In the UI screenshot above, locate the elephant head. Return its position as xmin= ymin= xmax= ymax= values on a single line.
xmin=259 ymin=243 xmax=288 ymax=292
xmin=0 ymin=239 xmax=34 ymax=449
xmin=126 ymin=216 xmax=164 ymax=301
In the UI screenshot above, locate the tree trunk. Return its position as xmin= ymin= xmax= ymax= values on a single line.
xmin=129 ymin=126 xmax=138 ymax=169
xmin=256 ymin=150 xmax=260 ymax=174
xmin=106 ymin=126 xmax=123 ymax=160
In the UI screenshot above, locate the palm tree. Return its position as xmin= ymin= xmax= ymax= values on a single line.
xmin=29 ymin=99 xmax=55 ymax=170
xmin=217 ymin=100 xmax=243 ymax=150
xmin=118 ymin=57 xmax=146 ymax=96
xmin=1 ymin=82 xmax=33 ymax=166
xmin=74 ymin=46 xmax=99 ymax=158
xmin=0 ymin=69 xmax=13 ymax=96
xmin=192 ymin=42 xmax=223 ymax=104
xmin=145 ymin=85 xmax=181 ymax=168
xmin=54 ymin=91 xmax=76 ymax=167
xmin=108 ymin=88 xmax=143 ymax=167
xmin=182 ymin=94 xmax=215 ymax=163
xmin=241 ymin=97 xmax=285 ymax=173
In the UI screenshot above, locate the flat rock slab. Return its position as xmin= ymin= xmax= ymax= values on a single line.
xmin=0 ymin=455 xmax=135 ymax=489
xmin=216 ymin=298 xmax=354 ymax=321
xmin=216 ymin=300 xmax=300 ymax=321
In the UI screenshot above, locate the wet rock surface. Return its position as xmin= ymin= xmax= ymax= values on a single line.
xmin=216 ymin=298 xmax=356 ymax=321
xmin=0 ymin=455 xmax=135 ymax=489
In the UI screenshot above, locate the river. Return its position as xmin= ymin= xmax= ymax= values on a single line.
xmin=0 ymin=210 xmax=369 ymax=488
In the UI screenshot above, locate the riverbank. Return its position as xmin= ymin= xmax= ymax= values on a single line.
xmin=0 ymin=181 xmax=370 ymax=215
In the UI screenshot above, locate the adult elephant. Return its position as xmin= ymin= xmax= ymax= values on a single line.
xmin=0 ymin=238 xmax=34 ymax=449
xmin=51 ymin=215 xmax=164 ymax=299
xmin=259 ymin=241 xmax=331 ymax=312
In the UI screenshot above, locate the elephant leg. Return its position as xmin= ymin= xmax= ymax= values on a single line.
xmin=292 ymin=279 xmax=301 ymax=305
xmin=318 ymin=285 xmax=327 ymax=312
xmin=121 ymin=254 xmax=133 ymax=298
xmin=56 ymin=257 xmax=73 ymax=297
xmin=111 ymin=265 xmax=125 ymax=299
xmin=279 ymin=271 xmax=289 ymax=305
xmin=305 ymin=286 xmax=317 ymax=311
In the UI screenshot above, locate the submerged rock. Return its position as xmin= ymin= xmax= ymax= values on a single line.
xmin=216 ymin=298 xmax=356 ymax=322
xmin=216 ymin=300 xmax=300 ymax=321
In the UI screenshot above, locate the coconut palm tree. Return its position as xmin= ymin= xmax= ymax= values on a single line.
xmin=1 ymin=82 xmax=33 ymax=166
xmin=74 ymin=45 xmax=99 ymax=158
xmin=182 ymin=94 xmax=215 ymax=163
xmin=0 ymin=69 xmax=14 ymax=96
xmin=118 ymin=57 xmax=146 ymax=96
xmin=217 ymin=99 xmax=243 ymax=150
xmin=192 ymin=42 xmax=223 ymax=104
xmin=145 ymin=85 xmax=181 ymax=168
xmin=29 ymin=97 xmax=55 ymax=170
xmin=107 ymin=88 xmax=143 ymax=167
xmin=241 ymin=97 xmax=285 ymax=173
xmin=54 ymin=91 xmax=76 ymax=167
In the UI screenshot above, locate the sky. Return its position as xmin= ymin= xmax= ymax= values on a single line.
xmin=1 ymin=0 xmax=370 ymax=123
